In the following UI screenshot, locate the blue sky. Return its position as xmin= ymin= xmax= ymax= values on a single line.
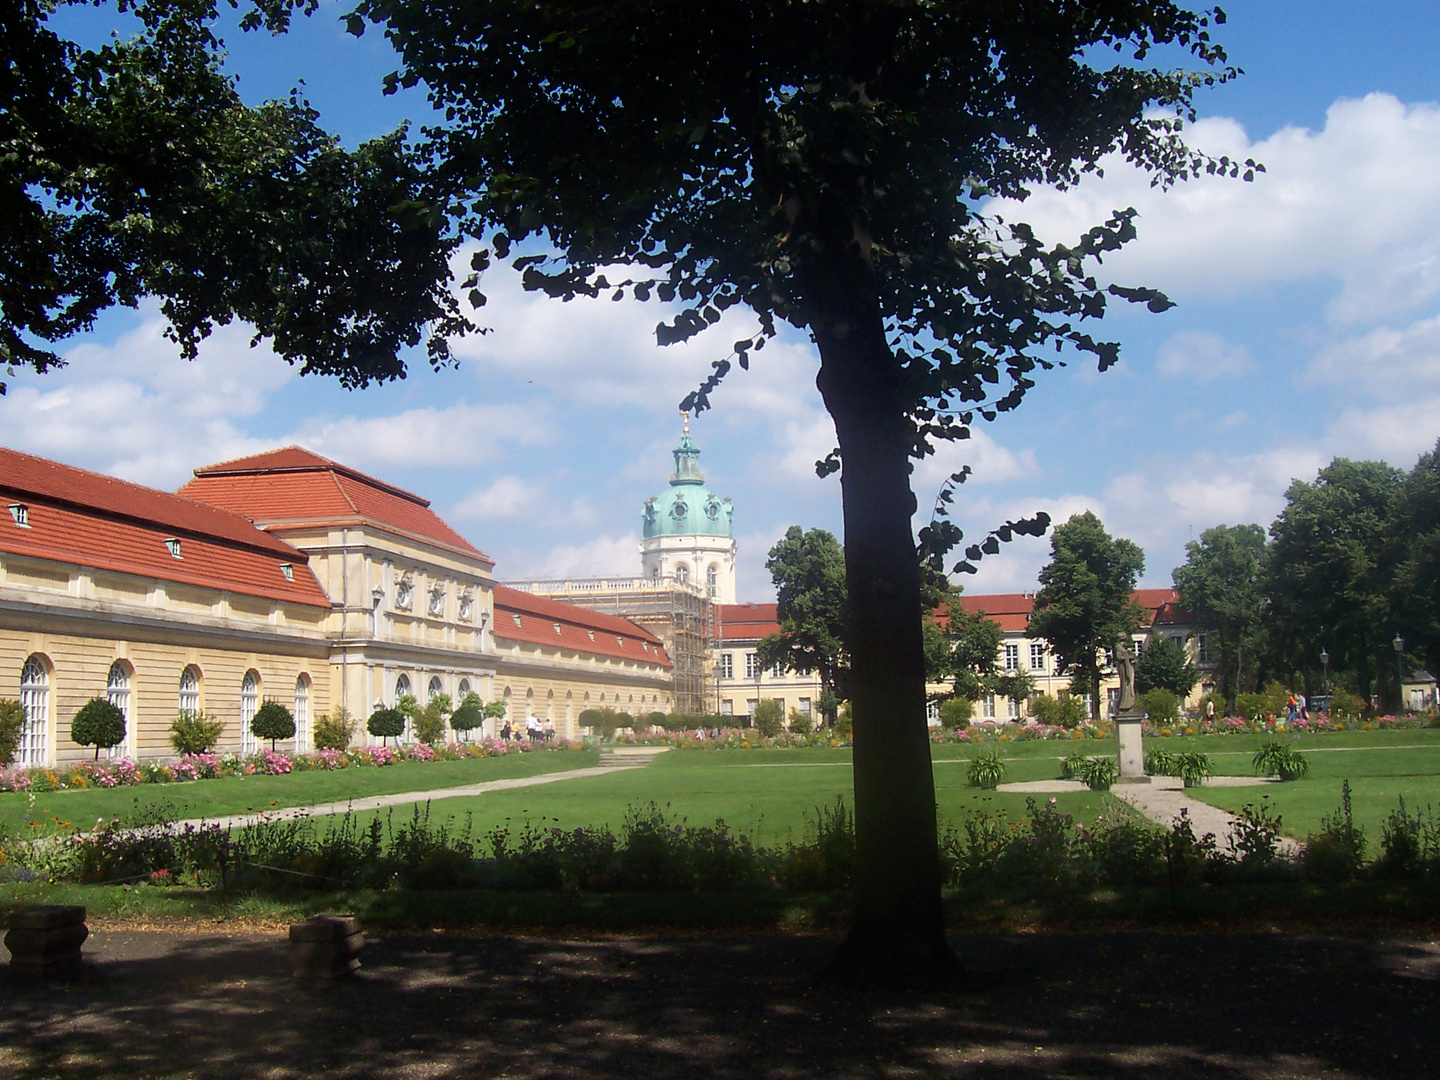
xmin=12 ymin=2 xmax=1440 ymax=601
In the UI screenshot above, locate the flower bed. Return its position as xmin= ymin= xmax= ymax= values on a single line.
xmin=603 ymin=727 xmax=851 ymax=750
xmin=0 ymin=739 xmax=583 ymax=793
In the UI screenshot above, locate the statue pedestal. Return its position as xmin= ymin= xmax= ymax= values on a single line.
xmin=1115 ymin=711 xmax=1149 ymax=784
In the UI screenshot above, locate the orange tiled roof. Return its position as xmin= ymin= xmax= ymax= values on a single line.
xmin=954 ymin=588 xmax=1182 ymax=634
xmin=716 ymin=602 xmax=780 ymax=642
xmin=492 ymin=585 xmax=672 ymax=668
xmin=0 ymin=446 xmax=329 ymax=608
xmin=180 ymin=447 xmax=491 ymax=564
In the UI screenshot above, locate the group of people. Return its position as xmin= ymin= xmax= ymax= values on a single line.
xmin=498 ymin=713 xmax=557 ymax=743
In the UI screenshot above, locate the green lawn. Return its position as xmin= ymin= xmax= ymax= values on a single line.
xmin=0 ymin=750 xmax=597 ymax=836
xmin=1159 ymin=728 xmax=1440 ymax=841
xmin=331 ymin=745 xmax=1120 ymax=846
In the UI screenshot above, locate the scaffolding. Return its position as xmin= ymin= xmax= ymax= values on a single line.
xmin=502 ymin=576 xmax=718 ymax=715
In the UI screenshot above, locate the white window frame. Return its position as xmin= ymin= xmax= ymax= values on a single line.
xmin=744 ymin=652 xmax=760 ymax=679
xmin=770 ymin=661 xmax=785 ymax=679
xmin=1003 ymin=643 xmax=1019 ymax=672
xmin=1030 ymin=643 xmax=1047 ymax=673
xmin=18 ymin=655 xmax=48 ymax=768
xmin=798 ymin=697 xmax=812 ymax=715
xmin=106 ymin=661 xmax=132 ymax=758
xmin=178 ymin=666 xmax=200 ymax=716
xmin=719 ymin=653 xmax=734 ymax=680
xmin=294 ymin=675 xmax=310 ymax=753
xmin=240 ymin=671 xmax=260 ymax=756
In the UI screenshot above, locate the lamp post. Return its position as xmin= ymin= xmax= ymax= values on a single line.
xmin=1320 ymin=648 xmax=1330 ymax=699
xmin=1393 ymin=633 xmax=1406 ymax=712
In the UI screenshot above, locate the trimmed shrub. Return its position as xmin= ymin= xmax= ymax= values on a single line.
xmin=1027 ymin=693 xmax=1061 ymax=726
xmin=1235 ymin=692 xmax=1268 ymax=723
xmin=449 ymin=702 xmax=485 ymax=740
xmin=70 ymin=697 xmax=127 ymax=759
xmin=251 ymin=700 xmax=296 ymax=751
xmin=578 ymin=708 xmax=603 ymax=732
xmin=0 ymin=699 xmax=23 ymax=765
xmin=789 ymin=708 xmax=814 ymax=735
xmin=938 ymin=697 xmax=974 ymax=728
xmin=1330 ymin=688 xmax=1367 ymax=721
xmin=170 ymin=711 xmax=225 ymax=755
xmin=644 ymin=711 xmax=669 ymax=733
xmin=1034 ymin=691 xmax=1089 ymax=728
xmin=752 ymin=699 xmax=784 ymax=738
xmin=413 ymin=701 xmax=447 ymax=746
xmin=1140 ymin=687 xmax=1180 ymax=725
xmin=659 ymin=712 xmax=691 ymax=733
xmin=367 ymin=708 xmax=405 ymax=747
xmin=312 ymin=707 xmax=355 ymax=751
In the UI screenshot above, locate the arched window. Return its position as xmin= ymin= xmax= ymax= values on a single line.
xmin=395 ymin=673 xmax=411 ymax=702
xmin=106 ymin=661 xmax=132 ymax=758
xmin=294 ymin=674 xmax=310 ymax=752
xmin=240 ymin=671 xmax=260 ymax=756
xmin=458 ymin=678 xmax=471 ymax=699
xmin=706 ymin=564 xmax=718 ymax=597
xmin=18 ymin=655 xmax=49 ymax=768
xmin=427 ymin=675 xmax=443 ymax=702
xmin=178 ymin=666 xmax=200 ymax=715
xmin=675 ymin=563 xmax=690 ymax=584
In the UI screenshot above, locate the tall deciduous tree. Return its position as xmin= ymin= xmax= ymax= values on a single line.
xmin=1396 ymin=439 xmax=1440 ymax=682
xmin=1172 ymin=523 xmax=1267 ymax=706
xmin=757 ymin=526 xmax=849 ymax=725
xmin=11 ymin=0 xmax=1248 ymax=986
xmin=1028 ymin=512 xmax=1146 ymax=718
xmin=1267 ymin=459 xmax=1406 ymax=709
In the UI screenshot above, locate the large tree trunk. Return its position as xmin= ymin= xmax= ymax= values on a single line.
xmin=807 ymin=253 xmax=963 ymax=988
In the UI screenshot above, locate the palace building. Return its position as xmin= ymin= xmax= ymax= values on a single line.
xmin=1 ymin=446 xmax=672 ymax=767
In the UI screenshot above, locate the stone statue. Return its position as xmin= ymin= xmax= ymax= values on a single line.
xmin=1115 ymin=638 xmax=1137 ymax=712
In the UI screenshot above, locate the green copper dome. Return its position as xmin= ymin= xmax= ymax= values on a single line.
xmin=642 ymin=428 xmax=733 ymax=539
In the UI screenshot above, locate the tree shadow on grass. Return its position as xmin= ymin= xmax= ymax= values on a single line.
xmin=0 ymin=929 xmax=1434 ymax=1079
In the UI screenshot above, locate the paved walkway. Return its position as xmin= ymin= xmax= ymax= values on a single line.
xmin=170 ymin=748 xmax=670 ymax=832
xmin=998 ymin=775 xmax=1300 ymax=855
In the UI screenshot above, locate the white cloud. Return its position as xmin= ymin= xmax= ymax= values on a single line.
xmin=450 ymin=476 xmax=536 ymax=522
xmin=499 ymin=533 xmax=642 ymax=581
xmin=291 ymin=402 xmax=544 ymax=470
xmin=991 ymin=94 xmax=1440 ymax=319
xmin=1308 ymin=313 xmax=1440 ymax=398
xmin=0 ymin=311 xmax=294 ymax=488
xmin=1157 ymin=330 xmax=1254 ymax=380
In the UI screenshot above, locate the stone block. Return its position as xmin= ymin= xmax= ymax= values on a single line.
xmin=5 ymin=906 xmax=87 ymax=977
xmin=288 ymin=915 xmax=363 ymax=979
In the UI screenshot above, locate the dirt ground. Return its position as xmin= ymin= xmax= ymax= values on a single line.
xmin=1 ymin=925 xmax=1436 ymax=1079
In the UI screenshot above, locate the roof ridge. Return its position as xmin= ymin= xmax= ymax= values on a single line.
xmin=192 ymin=445 xmax=432 ymax=508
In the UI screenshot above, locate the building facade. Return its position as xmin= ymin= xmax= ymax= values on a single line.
xmin=713 ymin=603 xmax=826 ymax=722
xmin=2 ymin=445 xmax=673 ymax=765
xmin=639 ymin=422 xmax=737 ymax=605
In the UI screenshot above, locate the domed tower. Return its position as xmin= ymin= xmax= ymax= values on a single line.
xmin=641 ymin=418 xmax=737 ymax=603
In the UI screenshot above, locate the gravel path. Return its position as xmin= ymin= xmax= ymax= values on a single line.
xmin=169 ymin=760 xmax=648 ymax=833
xmin=1 ymin=927 xmax=1434 ymax=1079
xmin=1110 ymin=776 xmax=1302 ymax=856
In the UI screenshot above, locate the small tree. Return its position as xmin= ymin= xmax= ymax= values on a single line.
xmin=752 ymin=699 xmax=785 ymax=738
xmin=170 ymin=711 xmax=225 ymax=755
xmin=0 ymin=700 xmax=23 ymax=765
xmin=578 ymin=708 xmax=603 ymax=733
xmin=312 ymin=707 xmax=356 ymax=751
xmin=448 ymin=701 xmax=484 ymax=741
xmin=1136 ymin=636 xmax=1199 ymax=698
xmin=367 ymin=707 xmax=405 ymax=748
xmin=413 ymin=700 xmax=447 ymax=746
xmin=789 ymin=708 xmax=815 ymax=735
xmin=1140 ymin=688 xmax=1181 ymax=726
xmin=938 ymin=698 xmax=974 ymax=729
xmin=251 ymin=700 xmax=296 ymax=752
xmin=70 ymin=697 xmax=127 ymax=759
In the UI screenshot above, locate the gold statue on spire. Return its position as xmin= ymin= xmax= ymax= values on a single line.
xmin=681 ymin=409 xmax=690 ymax=435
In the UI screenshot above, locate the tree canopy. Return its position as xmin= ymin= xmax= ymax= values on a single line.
xmin=1028 ymin=511 xmax=1146 ymax=719
xmin=1135 ymin=635 xmax=1199 ymax=699
xmin=756 ymin=526 xmax=848 ymax=723
xmin=1173 ymin=522 xmax=1267 ymax=706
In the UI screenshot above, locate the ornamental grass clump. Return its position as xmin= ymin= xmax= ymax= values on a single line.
xmin=1076 ymin=755 xmax=1118 ymax=791
xmin=1059 ymin=748 xmax=1089 ymax=780
xmin=1144 ymin=747 xmax=1180 ymax=776
xmin=1176 ymin=750 xmax=1213 ymax=789
xmin=1253 ymin=740 xmax=1309 ymax=781
xmin=966 ymin=748 xmax=1006 ymax=790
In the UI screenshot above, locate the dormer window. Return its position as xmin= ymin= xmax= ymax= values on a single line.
xmin=164 ymin=538 xmax=182 ymax=559
xmin=7 ymin=503 xmax=28 ymax=527
xmin=279 ymin=563 xmax=294 ymax=582
xmin=554 ymin=622 xmax=562 ymax=635
xmin=587 ymin=630 xmax=595 ymax=641
xmin=511 ymin=613 xmax=522 ymax=627
xmin=616 ymin=636 xmax=624 ymax=647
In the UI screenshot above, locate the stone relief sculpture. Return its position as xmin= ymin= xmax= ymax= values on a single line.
xmin=393 ymin=572 xmax=414 ymax=610
xmin=457 ymin=589 xmax=474 ymax=621
xmin=428 ymin=583 xmax=446 ymax=617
